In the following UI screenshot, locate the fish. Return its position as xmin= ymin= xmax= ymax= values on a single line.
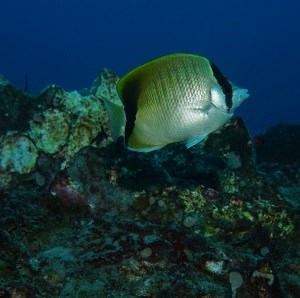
xmin=99 ymin=53 xmax=249 ymax=152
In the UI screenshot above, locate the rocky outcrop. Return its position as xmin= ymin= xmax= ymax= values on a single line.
xmin=0 ymin=72 xmax=299 ymax=297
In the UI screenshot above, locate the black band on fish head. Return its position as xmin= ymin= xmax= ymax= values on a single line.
xmin=210 ymin=61 xmax=233 ymax=111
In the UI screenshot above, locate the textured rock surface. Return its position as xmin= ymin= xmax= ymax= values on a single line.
xmin=0 ymin=134 xmax=38 ymax=174
xmin=0 ymin=72 xmax=299 ymax=297
xmin=0 ymin=69 xmax=116 ymax=191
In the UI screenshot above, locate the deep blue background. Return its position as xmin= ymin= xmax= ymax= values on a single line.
xmin=1 ymin=0 xmax=299 ymax=135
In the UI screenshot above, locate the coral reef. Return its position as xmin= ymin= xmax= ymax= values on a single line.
xmin=0 ymin=69 xmax=116 ymax=191
xmin=0 ymin=71 xmax=299 ymax=297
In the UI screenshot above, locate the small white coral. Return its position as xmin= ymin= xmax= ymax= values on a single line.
xmin=229 ymin=271 xmax=243 ymax=298
xmin=0 ymin=134 xmax=38 ymax=174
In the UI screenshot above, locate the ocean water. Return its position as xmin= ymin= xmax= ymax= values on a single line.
xmin=0 ymin=1 xmax=300 ymax=297
xmin=0 ymin=0 xmax=299 ymax=135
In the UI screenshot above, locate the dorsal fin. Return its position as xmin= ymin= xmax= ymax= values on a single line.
xmin=100 ymin=96 xmax=125 ymax=141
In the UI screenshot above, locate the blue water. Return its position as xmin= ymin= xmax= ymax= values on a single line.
xmin=0 ymin=0 xmax=299 ymax=135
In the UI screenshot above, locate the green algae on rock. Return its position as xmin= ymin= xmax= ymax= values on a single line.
xmin=0 ymin=71 xmax=299 ymax=297
xmin=0 ymin=70 xmax=119 ymax=190
xmin=29 ymin=109 xmax=70 ymax=154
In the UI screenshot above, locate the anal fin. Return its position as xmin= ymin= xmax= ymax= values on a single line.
xmin=184 ymin=133 xmax=208 ymax=149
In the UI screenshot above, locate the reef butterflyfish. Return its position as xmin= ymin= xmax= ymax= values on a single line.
xmin=96 ymin=53 xmax=249 ymax=152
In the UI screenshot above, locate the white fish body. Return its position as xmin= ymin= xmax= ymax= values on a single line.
xmin=98 ymin=53 xmax=249 ymax=152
